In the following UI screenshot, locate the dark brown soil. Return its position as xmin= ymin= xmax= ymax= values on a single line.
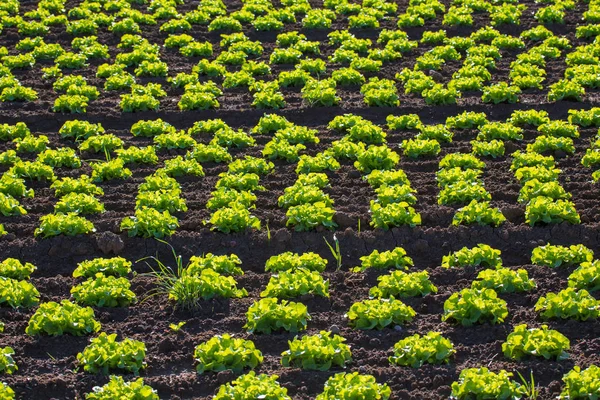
xmin=0 ymin=0 xmax=599 ymax=399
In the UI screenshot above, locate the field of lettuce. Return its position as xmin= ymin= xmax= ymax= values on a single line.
xmin=1 ymin=0 xmax=600 ymax=398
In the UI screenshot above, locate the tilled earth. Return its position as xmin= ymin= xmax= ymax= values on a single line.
xmin=1 ymin=0 xmax=600 ymax=398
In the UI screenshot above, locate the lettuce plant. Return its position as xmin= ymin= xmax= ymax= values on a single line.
xmin=163 ymin=157 xmax=204 ymax=177
xmin=55 ymin=193 xmax=104 ymax=215
xmin=131 ymin=119 xmax=174 ymax=137
xmin=347 ymin=298 xmax=415 ymax=329
xmin=477 ymin=122 xmax=523 ymax=141
xmin=213 ymin=372 xmax=290 ymax=400
xmin=328 ymin=139 xmax=365 ymax=161
xmin=85 ymin=376 xmax=158 ymax=400
xmin=0 ymin=347 xmax=16 ymax=375
xmin=471 ymin=140 xmax=504 ymax=158
xmin=316 ymin=372 xmax=391 ymax=400
xmin=278 ymin=185 xmax=333 ymax=209
xmin=440 ymin=153 xmax=485 ymax=170
xmin=418 ymin=124 xmax=453 ymax=143
xmin=74 ymin=257 xmax=132 ymax=278
xmin=559 ymin=365 xmax=600 ymax=400
xmin=71 ymin=274 xmax=136 ymax=307
xmin=502 ymin=324 xmax=570 ymax=360
xmin=281 ymin=331 xmax=351 ymax=370
xmin=0 ymin=193 xmax=26 ymax=217
xmin=216 ymin=173 xmax=264 ymax=192
xmin=278 ymin=69 xmax=310 ymax=87
xmin=423 ymin=84 xmax=459 ymax=105
xmin=275 ymin=125 xmax=320 ymax=145
xmin=37 ymin=148 xmax=82 ymax=168
xmin=509 ymin=110 xmax=550 ymax=127
xmin=296 ymin=153 xmax=340 ymax=174
xmin=120 ymin=93 xmax=160 ymax=112
xmin=209 ymin=203 xmax=261 ymax=233
xmin=302 ymin=78 xmax=340 ymax=106
xmin=79 ymin=134 xmax=123 ymax=153
xmin=154 ymin=131 xmax=196 ymax=150
xmin=206 ymin=189 xmax=256 ymax=211
xmin=53 ymin=94 xmax=89 ymax=113
xmin=13 ymin=135 xmax=48 ymax=154
xmin=518 ymin=180 xmax=570 ymax=204
xmin=188 ymin=254 xmax=243 ymax=276
xmin=286 ymin=202 xmax=337 ymax=232
xmin=446 ymin=111 xmax=488 ymax=130
xmin=452 ymin=200 xmax=506 ymax=227
xmin=369 ymin=270 xmax=437 ymax=298
xmin=525 ymin=197 xmax=580 ymax=226
xmin=0 ymin=277 xmax=39 ymax=308
xmin=568 ymin=108 xmax=600 ymax=127
xmin=228 ymin=156 xmax=274 ymax=176
xmin=389 ymin=332 xmax=455 ymax=367
xmin=353 ymin=247 xmax=413 ymax=272
xmin=437 ymin=168 xmax=478 ymax=188
xmin=26 ymin=300 xmax=101 ymax=336
xmin=211 ymin=128 xmax=255 ymax=148
xmin=538 ymin=121 xmax=579 ymax=138
xmin=548 ymin=79 xmax=584 ymax=102
xmin=514 ymin=166 xmax=560 ymax=183
xmin=35 ymin=213 xmax=95 ymax=238
xmin=442 ymin=288 xmax=508 ymax=326
xmin=354 ymin=146 xmax=400 ymax=173
xmin=481 ymin=82 xmax=520 ymax=104
xmin=194 ymin=334 xmax=263 ymax=374
xmin=59 ymin=120 xmax=103 ymax=141
xmin=187 ymin=144 xmax=231 ymax=164
xmin=442 ymin=244 xmax=502 ymax=268
xmin=401 ymin=139 xmax=441 ymax=158
xmin=91 ymin=159 xmax=132 ymax=182
xmin=263 ymin=139 xmax=305 ymax=162
xmin=531 ymin=244 xmax=593 ymax=268
xmin=9 ymin=160 xmax=55 ymax=181
xmin=261 ymin=268 xmax=329 ymax=298
xmin=51 ymin=175 xmax=103 ymax=197
xmin=370 ymin=202 xmax=421 ymax=229
xmin=450 ymin=367 xmax=526 ymax=399
xmin=121 ymin=207 xmax=179 ymax=238
xmin=0 ymin=123 xmax=30 ymax=142
xmin=568 ymin=261 xmax=600 ymax=292
xmin=168 ymin=269 xmax=247 ymax=305
xmin=0 ymin=174 xmax=31 ymax=199
xmin=386 ymin=114 xmax=423 ymax=131
xmin=0 ymin=150 xmax=19 ymax=167
xmin=526 ymin=135 xmax=575 ymax=155
xmin=244 ymin=298 xmax=310 ymax=334
xmin=0 ymin=258 xmax=36 ymax=280
xmin=0 ymin=382 xmax=14 ymax=400
xmin=77 ymin=332 xmax=146 ymax=374
xmin=116 ymin=146 xmax=158 ymax=165
xmin=472 ymin=267 xmax=535 ymax=293
xmin=535 ymin=288 xmax=599 ymax=321
xmin=365 ymin=170 xmax=410 ymax=188
xmin=347 ymin=122 xmax=386 ymax=144
xmin=265 ymin=252 xmax=327 ymax=273
xmin=361 ymin=78 xmax=399 ymax=107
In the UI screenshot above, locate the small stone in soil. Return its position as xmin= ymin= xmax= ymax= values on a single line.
xmin=217 ymin=369 xmax=234 ymax=384
xmin=95 ymin=231 xmax=125 ymax=254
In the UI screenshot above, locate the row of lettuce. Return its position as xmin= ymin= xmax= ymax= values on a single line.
xmin=1 ymin=0 xmax=600 ymax=110
xmin=1 ymin=241 xmax=600 ymax=397
xmin=2 ymin=107 xmax=598 ymax=237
